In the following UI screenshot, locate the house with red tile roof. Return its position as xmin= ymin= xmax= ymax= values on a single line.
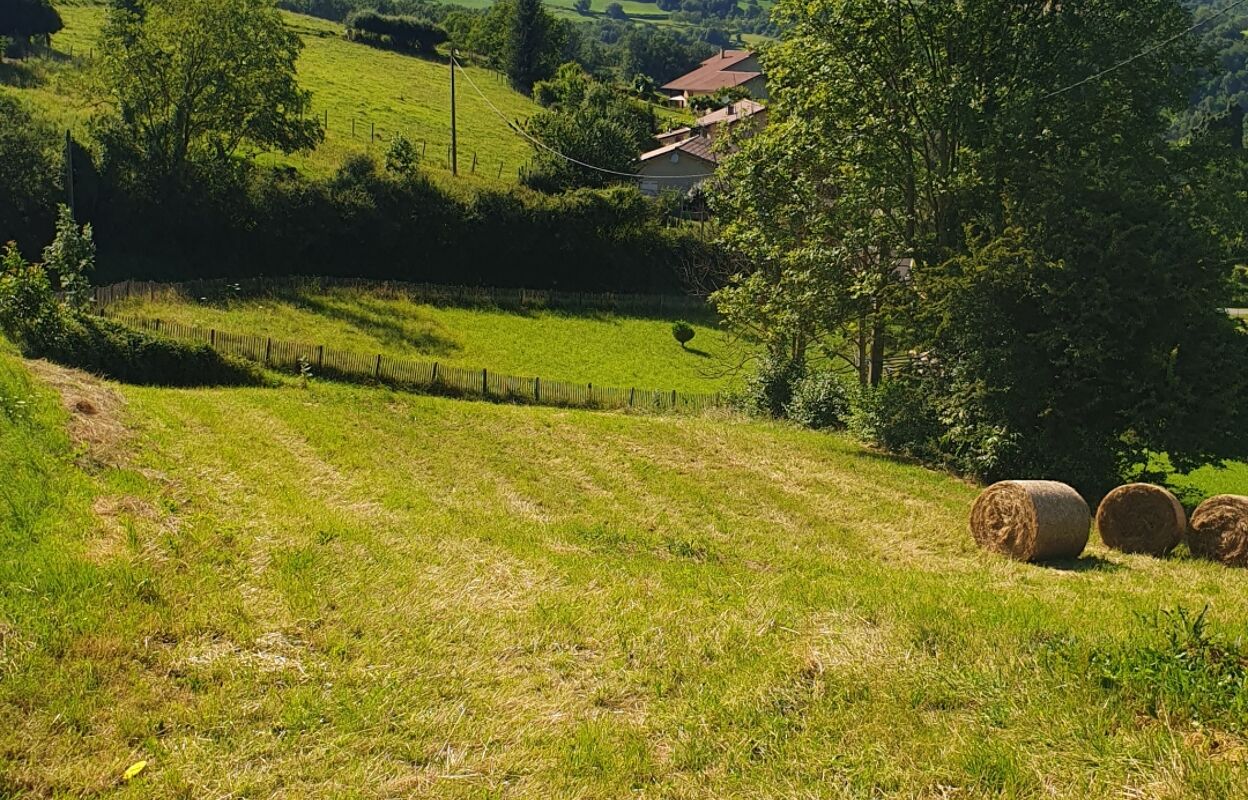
xmin=660 ymin=50 xmax=767 ymax=107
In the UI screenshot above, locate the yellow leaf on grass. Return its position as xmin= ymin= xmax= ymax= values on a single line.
xmin=123 ymin=760 xmax=147 ymax=781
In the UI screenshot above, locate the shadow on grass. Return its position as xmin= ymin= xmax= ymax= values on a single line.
xmin=1036 ymin=555 xmax=1123 ymax=573
xmin=681 ymin=346 xmax=712 ymax=358
xmin=0 ymin=60 xmax=40 ymax=88
xmin=294 ymin=291 xmax=461 ymax=357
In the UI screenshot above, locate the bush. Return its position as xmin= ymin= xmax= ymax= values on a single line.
xmin=743 ymin=350 xmax=804 ymax=418
xmin=0 ymin=239 xmax=261 ymax=387
xmin=42 ymin=316 xmax=264 ymax=387
xmin=848 ymin=373 xmax=944 ymax=461
xmin=786 ymin=369 xmax=853 ymax=430
xmin=671 ymin=320 xmax=694 ymax=348
xmin=346 ymin=10 xmax=448 ymax=53
xmin=605 ymin=2 xmax=627 ymax=19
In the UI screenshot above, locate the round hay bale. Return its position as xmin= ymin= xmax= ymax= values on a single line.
xmin=969 ymin=480 xmax=1090 ymax=562
xmin=1094 ymin=483 xmax=1186 ymax=556
xmin=1188 ymin=495 xmax=1248 ymax=567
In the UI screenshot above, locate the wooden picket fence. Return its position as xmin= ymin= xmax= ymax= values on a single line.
xmin=92 ymin=277 xmax=710 ymax=315
xmin=106 ymin=314 xmax=725 ymax=414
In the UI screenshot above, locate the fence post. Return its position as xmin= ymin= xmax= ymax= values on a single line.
xmin=375 ymin=354 xmax=382 ymax=378
xmin=370 ymin=121 xmax=375 ymax=142
xmin=534 ymin=377 xmax=540 ymax=403
xmin=671 ymin=389 xmax=677 ymax=408
xmin=497 ymin=161 xmax=503 ymax=179
xmin=628 ymin=388 xmax=635 ymax=407
xmin=317 ymin=345 xmax=324 ymax=368
xmin=431 ymin=362 xmax=439 ymax=385
xmin=264 ymin=338 xmax=272 ymax=365
xmin=352 ymin=118 xmax=356 ymax=137
xmin=482 ymin=368 xmax=488 ymax=396
xmin=210 ymin=329 xmax=216 ymax=347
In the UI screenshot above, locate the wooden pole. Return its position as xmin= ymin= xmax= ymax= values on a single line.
xmin=64 ymin=130 xmax=75 ymax=218
xmin=450 ymin=49 xmax=458 ymax=176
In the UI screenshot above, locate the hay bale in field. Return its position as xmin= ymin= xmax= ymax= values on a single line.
xmin=1188 ymin=495 xmax=1248 ymax=567
xmin=1094 ymin=483 xmax=1186 ymax=556
xmin=970 ymin=480 xmax=1090 ymax=562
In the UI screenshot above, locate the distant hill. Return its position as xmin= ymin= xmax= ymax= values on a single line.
xmin=2 ymin=3 xmax=545 ymax=182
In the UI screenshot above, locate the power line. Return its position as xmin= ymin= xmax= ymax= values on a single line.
xmin=1043 ymin=0 xmax=1248 ymax=99
xmin=450 ymin=55 xmax=718 ymax=181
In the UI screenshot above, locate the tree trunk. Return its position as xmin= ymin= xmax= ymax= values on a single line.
xmin=869 ymin=308 xmax=885 ymax=388
xmin=857 ymin=311 xmax=869 ymax=387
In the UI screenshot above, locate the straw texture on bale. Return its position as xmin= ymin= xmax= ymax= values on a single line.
xmin=970 ymin=480 xmax=1090 ymax=562
xmin=1094 ymin=483 xmax=1186 ymax=556
xmin=1188 ymin=495 xmax=1248 ymax=567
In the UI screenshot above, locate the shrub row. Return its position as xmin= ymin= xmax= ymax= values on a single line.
xmin=79 ymin=156 xmax=715 ymax=292
xmin=345 ymin=10 xmax=447 ymax=53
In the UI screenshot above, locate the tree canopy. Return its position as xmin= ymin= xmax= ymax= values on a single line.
xmin=712 ymin=0 xmax=1248 ymax=496
xmin=97 ymin=0 xmax=323 ymax=183
xmin=0 ymin=0 xmax=63 ymax=54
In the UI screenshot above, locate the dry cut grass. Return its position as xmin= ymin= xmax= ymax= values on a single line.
xmin=3 ymin=346 xmax=1248 ymax=797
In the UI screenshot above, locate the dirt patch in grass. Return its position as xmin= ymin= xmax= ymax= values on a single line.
xmin=25 ymin=359 xmax=130 ymax=468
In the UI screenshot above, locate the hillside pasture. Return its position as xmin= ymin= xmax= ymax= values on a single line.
xmin=107 ymin=286 xmax=744 ymax=394
xmin=3 ymin=343 xmax=1248 ymax=796
xmin=3 ymin=4 xmax=542 ymax=182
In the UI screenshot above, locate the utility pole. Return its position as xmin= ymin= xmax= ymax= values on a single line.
xmin=450 ymin=48 xmax=458 ymax=176
xmin=64 ymin=130 xmax=75 ymax=219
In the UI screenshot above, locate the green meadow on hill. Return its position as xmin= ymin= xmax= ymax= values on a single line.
xmin=3 ymin=3 xmax=549 ymax=181
xmin=108 ymin=286 xmax=741 ymax=394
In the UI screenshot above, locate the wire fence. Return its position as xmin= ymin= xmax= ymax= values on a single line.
xmin=91 ymin=276 xmax=712 ymax=316
xmin=105 ymin=313 xmax=726 ymax=413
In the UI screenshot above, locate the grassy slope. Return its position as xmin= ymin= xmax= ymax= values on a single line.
xmin=112 ymin=288 xmax=743 ymax=393
xmin=3 ymin=346 xmax=1248 ymax=797
xmin=5 ymin=4 xmax=543 ymax=181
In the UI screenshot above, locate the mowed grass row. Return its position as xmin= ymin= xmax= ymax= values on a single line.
xmin=3 ymin=344 xmax=1248 ymax=797
xmin=109 ymin=286 xmax=743 ymax=394
xmin=6 ymin=4 xmax=543 ymax=181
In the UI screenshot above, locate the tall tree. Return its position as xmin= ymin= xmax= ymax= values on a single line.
xmin=712 ymin=0 xmax=1248 ymax=494
xmin=0 ymin=0 xmax=62 ymax=55
xmin=508 ymin=0 xmax=545 ymax=90
xmin=96 ymin=0 xmax=323 ymax=183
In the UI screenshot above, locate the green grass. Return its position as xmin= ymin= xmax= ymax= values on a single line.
xmin=111 ymin=287 xmax=745 ymax=394
xmin=4 ymin=341 xmax=1248 ymax=797
xmin=3 ymin=4 xmax=543 ymax=182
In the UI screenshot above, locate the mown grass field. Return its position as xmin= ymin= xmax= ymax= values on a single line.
xmin=4 ymin=336 xmax=1248 ymax=797
xmin=109 ymin=286 xmax=742 ymax=394
xmin=2 ymin=3 xmax=547 ymax=182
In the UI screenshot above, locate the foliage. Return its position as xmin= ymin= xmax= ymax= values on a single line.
xmin=47 ymin=315 xmax=264 ymax=386
xmin=573 ymin=0 xmax=589 ymax=14
xmin=383 ymin=134 xmax=421 ymax=176
xmin=605 ymin=2 xmax=626 ymax=20
xmin=688 ymin=86 xmax=749 ymax=114
xmin=785 ymin=368 xmax=853 ymax=430
xmin=523 ymin=64 xmax=654 ymax=191
xmin=97 ymin=0 xmax=324 ymax=182
xmin=714 ymin=0 xmax=1248 ymax=496
xmin=671 ymin=320 xmax=694 ymax=347
xmin=1174 ymin=0 xmax=1248 ymax=144
xmin=40 ymin=206 xmax=94 ymax=311
xmin=742 ymin=349 xmax=804 ymax=418
xmin=0 ymin=94 xmax=59 ymax=254
xmin=0 ymin=0 xmax=61 ymax=55
xmin=509 ymin=0 xmax=547 ymax=91
xmin=0 ymin=241 xmax=64 ymax=354
xmin=0 ymin=238 xmax=259 ymax=386
xmin=847 ymin=372 xmax=944 ymax=462
xmin=345 ymin=9 xmax=447 ymax=53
